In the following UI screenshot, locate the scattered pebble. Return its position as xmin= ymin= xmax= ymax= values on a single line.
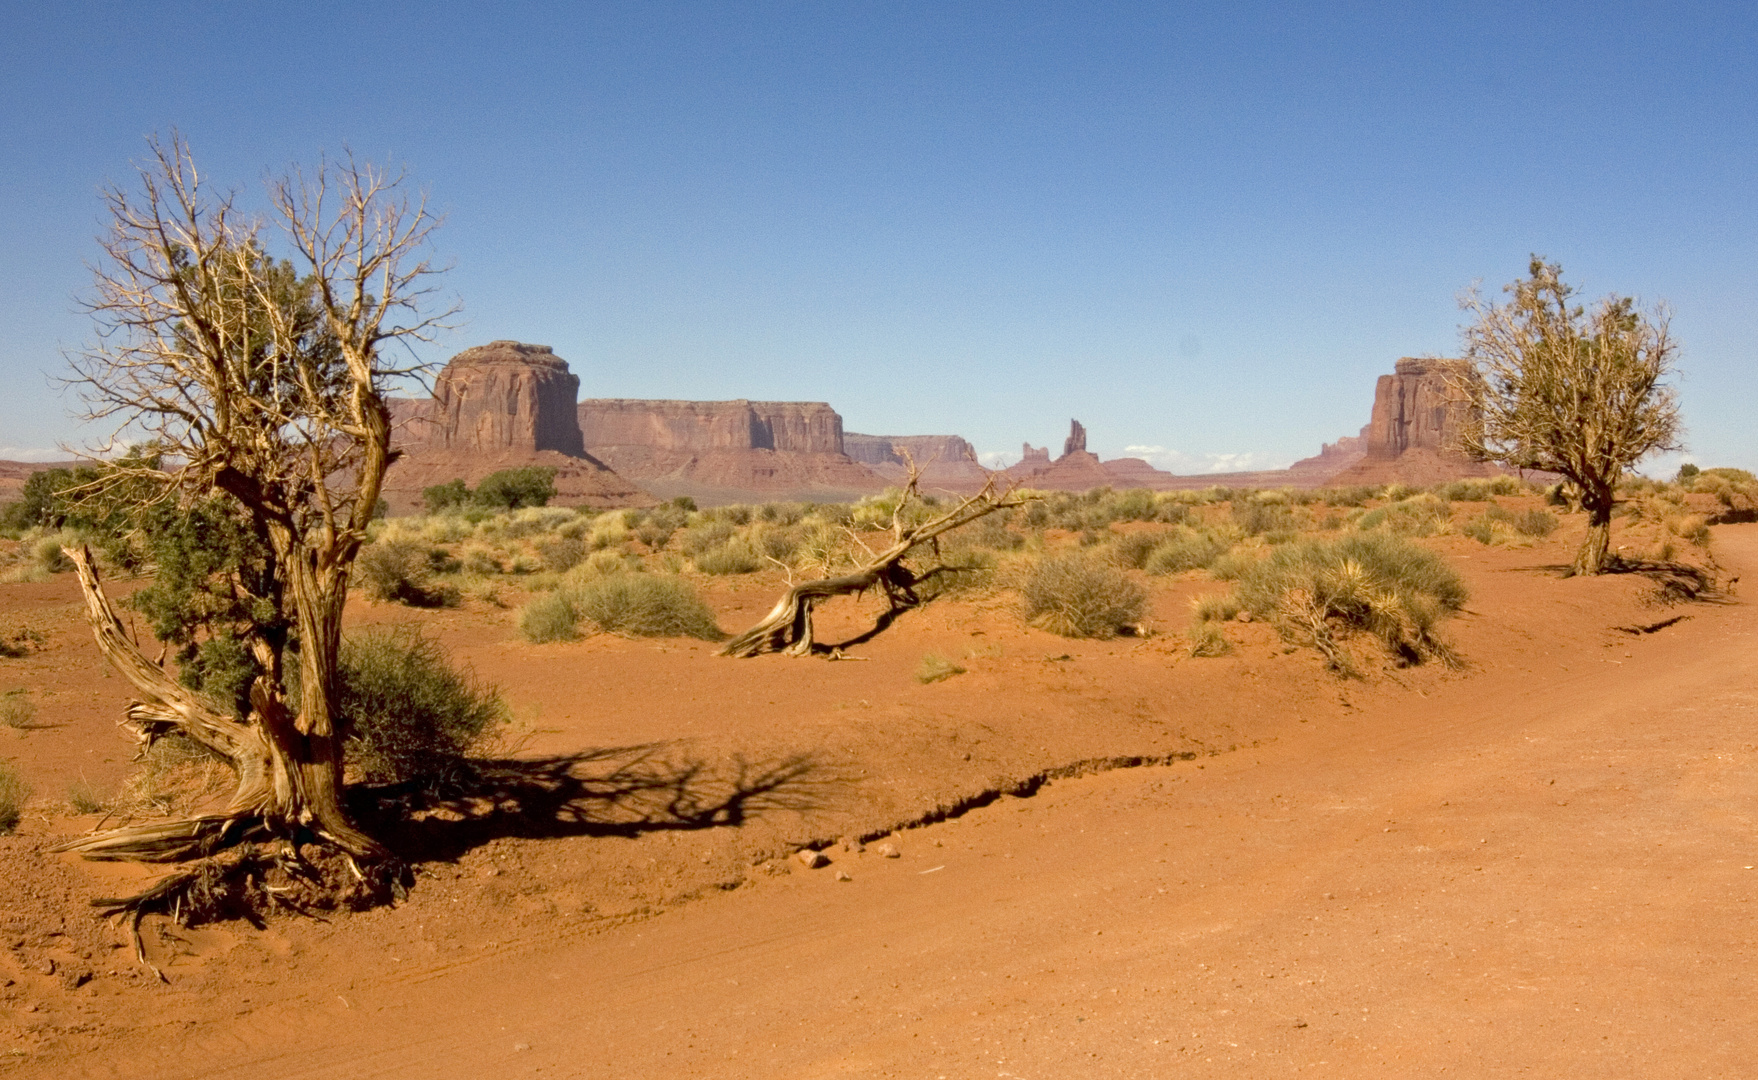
xmin=834 ymin=871 xmax=852 ymax=882
xmin=513 ymin=1042 xmax=531 ymax=1052
xmin=796 ymin=849 xmax=829 ymax=869
xmin=877 ymin=843 xmax=900 ymax=859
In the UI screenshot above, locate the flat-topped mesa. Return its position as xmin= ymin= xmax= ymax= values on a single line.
xmin=577 ymin=400 xmax=845 ymax=455
xmin=420 ymin=341 xmax=587 ymax=455
xmin=1365 ymin=357 xmax=1475 ymax=460
xmin=577 ymin=399 xmax=885 ymax=505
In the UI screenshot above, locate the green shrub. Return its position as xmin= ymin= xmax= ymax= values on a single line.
xmin=520 ymin=591 xmax=582 ymax=643
xmin=1356 ymin=493 xmax=1453 ymax=537
xmin=1020 ymin=552 xmax=1147 ymax=639
xmin=569 ymin=574 xmax=724 ymax=640
xmin=1231 ymin=496 xmax=1295 ymax=536
xmin=0 ymin=761 xmax=27 ymax=833
xmin=355 ymin=539 xmax=460 ymax=607
xmin=472 ymin=467 xmax=557 ymax=510
xmin=694 ymin=542 xmax=762 ymax=575
xmin=915 ymin=654 xmax=967 ymax=684
xmin=1208 ymin=547 xmax=1263 ymax=580
xmin=422 ymin=478 xmax=470 ymax=513
xmin=1463 ymin=505 xmax=1559 ymax=546
xmin=335 ymin=627 xmax=507 ymax=786
xmin=1144 ymin=527 xmax=1232 ymax=575
xmin=1234 ymin=534 xmax=1466 ymax=673
xmin=1112 ymin=530 xmax=1169 ymax=569
xmin=537 ymin=537 xmax=587 ymax=573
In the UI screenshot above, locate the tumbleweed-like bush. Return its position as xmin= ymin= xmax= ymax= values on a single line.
xmin=1020 ymin=552 xmax=1146 ymax=639
xmin=1234 ymin=533 xmax=1467 ymax=674
xmin=336 ymin=627 xmax=507 ymax=787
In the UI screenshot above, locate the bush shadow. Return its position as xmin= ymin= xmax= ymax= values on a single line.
xmin=357 ymin=744 xmax=839 ymax=864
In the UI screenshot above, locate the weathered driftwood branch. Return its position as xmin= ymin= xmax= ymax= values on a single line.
xmin=720 ymin=469 xmax=1027 ymax=658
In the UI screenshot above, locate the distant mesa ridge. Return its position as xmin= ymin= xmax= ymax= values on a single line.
xmin=4 ymin=347 xmax=1508 ymax=510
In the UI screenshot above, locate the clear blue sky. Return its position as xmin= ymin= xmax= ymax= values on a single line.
xmin=2 ymin=1 xmax=1752 ymax=473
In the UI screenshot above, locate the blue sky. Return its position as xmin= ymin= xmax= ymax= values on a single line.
xmin=2 ymin=1 xmax=1752 ymax=473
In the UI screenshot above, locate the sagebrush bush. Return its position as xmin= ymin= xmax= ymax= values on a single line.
xmin=520 ymin=591 xmax=581 ymax=643
xmin=0 ymin=761 xmax=28 ymax=833
xmin=693 ymin=541 xmax=762 ymax=575
xmin=1111 ymin=530 xmax=1169 ymax=569
xmin=537 ymin=536 xmax=587 ymax=572
xmin=1208 ymin=547 xmax=1263 ymax=580
xmin=0 ymin=690 xmax=36 ymax=730
xmin=1020 ymin=552 xmax=1146 ymax=639
xmin=1234 ymin=534 xmax=1467 ymax=673
xmin=569 ymin=574 xmax=724 ymax=640
xmin=1463 ymin=505 xmax=1558 ymax=546
xmin=356 ymin=539 xmax=459 ymax=607
xmin=336 ymin=627 xmax=507 ymax=786
xmin=1356 ymin=493 xmax=1453 ymax=537
xmin=1144 ymin=527 xmax=1232 ymax=575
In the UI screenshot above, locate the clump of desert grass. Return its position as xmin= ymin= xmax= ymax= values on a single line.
xmin=915 ymin=653 xmax=967 ymax=684
xmin=1019 ymin=552 xmax=1146 ymax=639
xmin=1186 ymin=592 xmax=1242 ymax=658
xmin=0 ymin=761 xmax=28 ymax=832
xmin=336 ymin=626 xmax=509 ymax=788
xmin=1233 ymin=533 xmax=1467 ymax=675
xmin=1 ymin=689 xmax=38 ymax=731
xmin=1461 ymin=505 xmax=1559 ymax=546
xmin=520 ymin=573 xmax=724 ymax=643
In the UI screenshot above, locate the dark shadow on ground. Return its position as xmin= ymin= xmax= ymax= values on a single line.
xmin=1508 ymin=557 xmax=1732 ymax=604
xmin=355 ymin=744 xmax=839 ymax=864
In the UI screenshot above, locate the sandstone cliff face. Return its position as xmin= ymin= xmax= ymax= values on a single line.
xmin=843 ymin=433 xmax=990 ymax=492
xmin=578 ymin=399 xmax=884 ymax=505
xmin=384 ymin=342 xmax=651 ymax=513
xmin=418 ymin=341 xmax=587 ymax=455
xmin=1364 ymin=358 xmax=1473 ymax=459
xmin=577 ymin=400 xmax=845 ymax=455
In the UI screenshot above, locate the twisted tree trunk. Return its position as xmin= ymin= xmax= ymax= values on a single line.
xmin=54 ymin=547 xmax=385 ymax=866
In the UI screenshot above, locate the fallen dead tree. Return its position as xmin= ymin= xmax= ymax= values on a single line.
xmin=720 ymin=467 xmax=1029 ymax=658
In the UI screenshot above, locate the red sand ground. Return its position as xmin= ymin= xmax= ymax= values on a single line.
xmin=1 ymin=519 xmax=1753 ymax=1077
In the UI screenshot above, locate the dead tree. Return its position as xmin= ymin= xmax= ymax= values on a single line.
xmin=720 ymin=469 xmax=1028 ymax=658
xmin=54 ymin=133 xmax=454 ymax=917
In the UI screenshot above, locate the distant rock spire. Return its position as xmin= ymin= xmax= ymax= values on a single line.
xmin=1063 ymin=419 xmax=1087 ymax=458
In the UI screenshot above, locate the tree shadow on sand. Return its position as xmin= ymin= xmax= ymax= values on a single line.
xmin=357 ymin=744 xmax=842 ymax=864
xmin=1512 ymin=557 xmax=1732 ymax=604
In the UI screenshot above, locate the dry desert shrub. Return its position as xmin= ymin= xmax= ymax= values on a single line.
xmin=1463 ymin=504 xmax=1558 ymax=546
xmin=915 ymin=653 xmax=967 ymax=684
xmin=0 ymin=761 xmax=28 ymax=833
xmin=113 ymin=733 xmax=233 ymax=818
xmin=1355 ymin=493 xmax=1453 ymax=537
xmin=1186 ymin=592 xmax=1242 ymax=658
xmin=1235 ymin=534 xmax=1467 ymax=674
xmin=1144 ymin=527 xmax=1235 ymax=576
xmin=537 ymin=536 xmax=587 ymax=572
xmin=521 ymin=574 xmax=723 ymax=643
xmin=1 ymin=689 xmax=37 ymax=730
xmin=355 ymin=539 xmax=461 ymax=607
xmin=1020 ymin=552 xmax=1146 ymax=639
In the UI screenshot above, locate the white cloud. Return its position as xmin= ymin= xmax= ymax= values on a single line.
xmin=1121 ymin=446 xmax=1292 ymax=475
xmin=976 ymin=450 xmax=1015 ymax=469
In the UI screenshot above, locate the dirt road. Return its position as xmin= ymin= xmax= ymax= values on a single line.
xmin=52 ymin=529 xmax=1754 ymax=1079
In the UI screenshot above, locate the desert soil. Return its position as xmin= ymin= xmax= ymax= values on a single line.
xmin=2 ymin=521 xmax=1754 ymax=1077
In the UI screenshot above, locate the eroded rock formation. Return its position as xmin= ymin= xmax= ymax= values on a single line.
xmin=384 ymin=343 xmax=651 ymax=513
xmin=843 ymin=434 xmax=991 ymax=492
xmin=1329 ymin=357 xmax=1499 ymax=485
xmin=578 ymin=400 xmax=885 ymax=504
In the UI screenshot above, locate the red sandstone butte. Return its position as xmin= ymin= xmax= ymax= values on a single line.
xmin=386 ymin=341 xmax=652 ymax=512
xmin=843 ymin=434 xmax=992 ymax=494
